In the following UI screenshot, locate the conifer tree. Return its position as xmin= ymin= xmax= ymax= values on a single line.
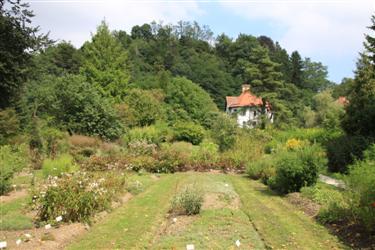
xmin=80 ymin=21 xmax=130 ymax=98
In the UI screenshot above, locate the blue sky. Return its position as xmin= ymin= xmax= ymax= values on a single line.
xmin=29 ymin=0 xmax=374 ymax=83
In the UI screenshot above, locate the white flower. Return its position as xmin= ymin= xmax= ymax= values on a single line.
xmin=225 ymin=183 xmax=229 ymax=187
xmin=45 ymin=224 xmax=51 ymax=229
xmin=54 ymin=176 xmax=58 ymax=180
xmin=186 ymin=244 xmax=195 ymax=250
xmin=55 ymin=216 xmax=63 ymax=222
xmin=16 ymin=239 xmax=22 ymax=245
xmin=235 ymin=239 xmax=241 ymax=247
xmin=0 ymin=241 xmax=7 ymax=249
xmin=172 ymin=218 xmax=177 ymax=223
xmin=24 ymin=233 xmax=31 ymax=238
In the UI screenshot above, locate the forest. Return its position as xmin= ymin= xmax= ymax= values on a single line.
xmin=1 ymin=0 xmax=374 ymax=249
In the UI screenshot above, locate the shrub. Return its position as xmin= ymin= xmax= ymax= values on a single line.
xmin=170 ymin=185 xmax=204 ymax=215
xmin=270 ymin=145 xmax=326 ymax=194
xmin=69 ymin=135 xmax=100 ymax=148
xmin=155 ymin=142 xmax=193 ymax=172
xmin=32 ymin=171 xmax=126 ymax=223
xmin=210 ymin=113 xmax=238 ymax=151
xmin=363 ymin=143 xmax=375 ymax=161
xmin=190 ymin=140 xmax=219 ymax=169
xmin=0 ymin=144 xmax=28 ymax=195
xmin=41 ymin=127 xmax=67 ymax=158
xmin=173 ymin=122 xmax=205 ymax=145
xmin=42 ymin=154 xmax=78 ymax=178
xmin=246 ymin=156 xmax=276 ymax=184
xmin=128 ymin=156 xmax=156 ymax=172
xmin=122 ymin=123 xmax=172 ymax=146
xmin=127 ymin=140 xmax=157 ymax=156
xmin=345 ymin=161 xmax=375 ymax=232
xmin=0 ymin=108 xmax=20 ymax=144
xmin=326 ymin=135 xmax=369 ymax=173
xmin=82 ymin=155 xmax=128 ymax=171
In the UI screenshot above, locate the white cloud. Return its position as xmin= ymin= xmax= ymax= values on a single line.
xmin=29 ymin=0 xmax=203 ymax=47
xmin=220 ymin=0 xmax=374 ymax=58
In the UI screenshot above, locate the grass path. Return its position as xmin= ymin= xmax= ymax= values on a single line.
xmin=230 ymin=175 xmax=347 ymax=250
xmin=68 ymin=173 xmax=347 ymax=249
xmin=67 ymin=174 xmax=184 ymax=250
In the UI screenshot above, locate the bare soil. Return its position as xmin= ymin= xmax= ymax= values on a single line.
xmin=0 ymin=189 xmax=28 ymax=203
xmin=286 ymin=192 xmax=320 ymax=217
xmin=202 ymin=192 xmax=240 ymax=210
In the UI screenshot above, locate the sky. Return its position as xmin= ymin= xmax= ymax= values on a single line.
xmin=28 ymin=0 xmax=375 ymax=83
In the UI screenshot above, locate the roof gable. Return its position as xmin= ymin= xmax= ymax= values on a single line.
xmin=226 ymin=90 xmax=263 ymax=108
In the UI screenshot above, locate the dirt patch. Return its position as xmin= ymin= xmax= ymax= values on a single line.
xmin=202 ymin=193 xmax=240 ymax=210
xmin=325 ymin=221 xmax=375 ymax=250
xmin=151 ymin=174 xmax=161 ymax=180
xmin=0 ymin=189 xmax=28 ymax=203
xmin=0 ymin=223 xmax=86 ymax=250
xmin=286 ymin=192 xmax=320 ymax=217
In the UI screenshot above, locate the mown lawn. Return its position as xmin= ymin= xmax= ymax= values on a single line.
xmin=67 ymin=173 xmax=346 ymax=249
xmin=0 ymin=196 xmax=33 ymax=230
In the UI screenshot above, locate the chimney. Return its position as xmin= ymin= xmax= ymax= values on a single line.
xmin=242 ymin=84 xmax=250 ymax=93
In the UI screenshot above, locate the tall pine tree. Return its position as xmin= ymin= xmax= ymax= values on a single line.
xmin=80 ymin=21 xmax=130 ymax=98
xmin=343 ymin=14 xmax=375 ymax=138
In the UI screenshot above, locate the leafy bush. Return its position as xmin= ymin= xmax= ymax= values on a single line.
xmin=82 ymin=155 xmax=128 ymax=171
xmin=173 ymin=122 xmax=205 ymax=145
xmin=127 ymin=140 xmax=157 ymax=156
xmin=41 ymin=127 xmax=67 ymax=158
xmin=42 ymin=154 xmax=78 ymax=178
xmin=128 ymin=156 xmax=156 ymax=172
xmin=69 ymin=135 xmax=100 ymax=148
xmin=345 ymin=161 xmax=375 ymax=231
xmin=0 ymin=145 xmax=28 ymax=195
xmin=170 ymin=185 xmax=204 ymax=215
xmin=0 ymin=108 xmax=20 ymax=144
xmin=363 ymin=143 xmax=375 ymax=161
xmin=32 ymin=171 xmax=126 ymax=223
xmin=326 ymin=135 xmax=369 ymax=173
xmin=117 ymin=89 xmax=165 ymax=127
xmin=210 ymin=113 xmax=238 ymax=151
xmin=123 ymin=123 xmax=172 ymax=145
xmin=270 ymin=145 xmax=326 ymax=194
xmin=246 ymin=156 xmax=276 ymax=184
xmin=190 ymin=140 xmax=219 ymax=169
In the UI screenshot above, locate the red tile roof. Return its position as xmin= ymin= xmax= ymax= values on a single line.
xmin=337 ymin=96 xmax=349 ymax=106
xmin=226 ymin=90 xmax=263 ymax=108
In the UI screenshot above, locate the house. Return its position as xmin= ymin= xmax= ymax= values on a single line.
xmin=226 ymin=84 xmax=273 ymax=128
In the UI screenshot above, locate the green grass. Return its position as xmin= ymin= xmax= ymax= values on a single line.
xmin=0 ymin=196 xmax=33 ymax=230
xmin=67 ymin=174 xmax=184 ymax=249
xmin=230 ymin=175 xmax=346 ymax=250
xmin=67 ymin=173 xmax=347 ymax=249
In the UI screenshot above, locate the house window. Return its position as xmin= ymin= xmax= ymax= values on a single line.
xmin=253 ymin=111 xmax=257 ymax=117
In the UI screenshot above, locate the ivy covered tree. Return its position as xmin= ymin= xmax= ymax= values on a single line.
xmin=81 ymin=21 xmax=130 ymax=98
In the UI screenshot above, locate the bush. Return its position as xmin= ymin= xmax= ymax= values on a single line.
xmin=190 ymin=140 xmax=219 ymax=169
xmin=82 ymin=155 xmax=128 ymax=171
xmin=173 ymin=122 xmax=205 ymax=145
xmin=123 ymin=124 xmax=172 ymax=146
xmin=210 ymin=113 xmax=238 ymax=151
xmin=0 ymin=145 xmax=28 ymax=195
xmin=0 ymin=108 xmax=20 ymax=144
xmin=326 ymin=135 xmax=369 ymax=173
xmin=32 ymin=171 xmax=126 ymax=223
xmin=128 ymin=156 xmax=156 ymax=172
xmin=69 ymin=135 xmax=100 ymax=148
xmin=345 ymin=161 xmax=375 ymax=232
xmin=170 ymin=185 xmax=204 ymax=215
xmin=270 ymin=145 xmax=326 ymax=194
xmin=246 ymin=156 xmax=276 ymax=184
xmin=127 ymin=140 xmax=157 ymax=156
xmin=41 ymin=127 xmax=67 ymax=158
xmin=42 ymin=154 xmax=78 ymax=178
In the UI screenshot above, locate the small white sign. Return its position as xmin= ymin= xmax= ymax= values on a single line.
xmin=235 ymin=239 xmax=241 ymax=247
xmin=186 ymin=244 xmax=195 ymax=250
xmin=0 ymin=241 xmax=7 ymax=249
xmin=56 ymin=216 xmax=63 ymax=222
